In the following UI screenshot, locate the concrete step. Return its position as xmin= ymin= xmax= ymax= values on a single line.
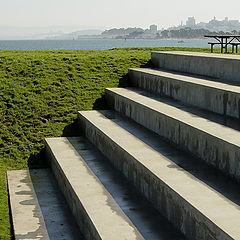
xmin=45 ymin=137 xmax=186 ymax=240
xmin=105 ymin=87 xmax=240 ymax=182
xmin=45 ymin=137 xmax=144 ymax=240
xmin=129 ymin=68 xmax=240 ymax=119
xmin=7 ymin=169 xmax=82 ymax=240
xmin=151 ymin=51 xmax=240 ymax=84
xmin=78 ymin=110 xmax=240 ymax=240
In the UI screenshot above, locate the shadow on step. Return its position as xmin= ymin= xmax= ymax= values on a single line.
xmin=27 ymin=119 xmax=81 ymax=169
xmin=140 ymin=59 xmax=153 ymax=69
xmin=92 ymin=71 xmax=134 ymax=110
xmin=93 ymin=60 xmax=152 ymax=111
xmin=118 ymin=60 xmax=152 ymax=88
xmin=28 ymin=149 xmax=48 ymax=169
xmin=118 ymin=73 xmax=130 ymax=87
xmin=93 ymin=61 xmax=152 ymax=111
xmin=62 ymin=118 xmax=81 ymax=137
xmin=92 ymin=93 xmax=109 ymax=110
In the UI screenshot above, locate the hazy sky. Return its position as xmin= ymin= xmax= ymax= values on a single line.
xmin=1 ymin=0 xmax=240 ymax=30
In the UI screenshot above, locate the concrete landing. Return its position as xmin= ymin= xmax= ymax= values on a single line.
xmin=78 ymin=110 xmax=240 ymax=240
xmin=151 ymin=51 xmax=240 ymax=83
xmin=7 ymin=169 xmax=82 ymax=240
xmin=105 ymin=87 xmax=240 ymax=181
xmin=129 ymin=67 xmax=240 ymax=119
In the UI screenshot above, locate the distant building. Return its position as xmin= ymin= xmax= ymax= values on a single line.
xmin=168 ymin=16 xmax=240 ymax=32
xmin=224 ymin=17 xmax=229 ymax=22
xmin=197 ymin=22 xmax=207 ymax=28
xmin=186 ymin=17 xmax=196 ymax=27
xmin=150 ymin=25 xmax=158 ymax=32
xmin=206 ymin=16 xmax=240 ymax=32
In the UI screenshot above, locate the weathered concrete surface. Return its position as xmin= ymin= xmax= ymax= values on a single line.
xmin=78 ymin=110 xmax=240 ymax=240
xmin=129 ymin=68 xmax=240 ymax=119
xmin=67 ymin=137 xmax=186 ymax=240
xmin=105 ymin=87 xmax=240 ymax=182
xmin=7 ymin=169 xmax=81 ymax=240
xmin=45 ymin=137 xmax=144 ymax=240
xmin=7 ymin=170 xmax=50 ymax=240
xmin=29 ymin=169 xmax=83 ymax=240
xmin=151 ymin=51 xmax=240 ymax=83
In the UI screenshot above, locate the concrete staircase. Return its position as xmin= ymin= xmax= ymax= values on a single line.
xmin=8 ymin=51 xmax=240 ymax=240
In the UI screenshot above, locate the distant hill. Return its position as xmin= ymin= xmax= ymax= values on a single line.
xmin=47 ymin=29 xmax=103 ymax=39
xmin=0 ymin=26 xmax=103 ymax=40
xmin=74 ymin=29 xmax=103 ymax=35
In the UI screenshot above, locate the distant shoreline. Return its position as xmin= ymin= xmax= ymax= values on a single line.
xmin=0 ymin=38 xmax=206 ymax=41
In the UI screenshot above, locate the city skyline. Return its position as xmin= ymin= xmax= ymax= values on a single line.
xmin=1 ymin=15 xmax=240 ymax=40
xmin=1 ymin=15 xmax=240 ymax=30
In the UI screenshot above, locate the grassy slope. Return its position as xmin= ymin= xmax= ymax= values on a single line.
xmin=0 ymin=47 xmax=211 ymax=239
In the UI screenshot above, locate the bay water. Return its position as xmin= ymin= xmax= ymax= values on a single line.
xmin=0 ymin=39 xmax=209 ymax=50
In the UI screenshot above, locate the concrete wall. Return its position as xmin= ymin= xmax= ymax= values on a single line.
xmin=105 ymin=89 xmax=240 ymax=182
xmin=151 ymin=51 xmax=240 ymax=83
xmin=129 ymin=69 xmax=240 ymax=119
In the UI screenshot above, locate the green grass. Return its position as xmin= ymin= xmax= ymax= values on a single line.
xmin=0 ymin=46 xmax=230 ymax=239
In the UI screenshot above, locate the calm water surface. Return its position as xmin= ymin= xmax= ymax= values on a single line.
xmin=0 ymin=39 xmax=209 ymax=50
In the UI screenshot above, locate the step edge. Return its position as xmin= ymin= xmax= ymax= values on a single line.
xmin=128 ymin=68 xmax=240 ymax=94
xmin=105 ymin=87 xmax=240 ymax=149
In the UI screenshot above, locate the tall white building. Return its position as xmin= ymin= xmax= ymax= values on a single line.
xmin=186 ymin=17 xmax=196 ymax=27
xmin=150 ymin=25 xmax=158 ymax=32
